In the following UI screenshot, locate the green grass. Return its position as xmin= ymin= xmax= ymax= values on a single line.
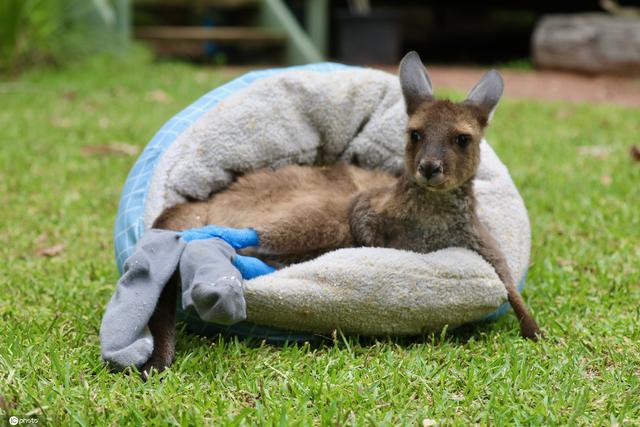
xmin=1 ymin=52 xmax=639 ymax=426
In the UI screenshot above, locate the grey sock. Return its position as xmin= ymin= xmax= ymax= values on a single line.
xmin=179 ymin=238 xmax=247 ymax=325
xmin=100 ymin=229 xmax=186 ymax=370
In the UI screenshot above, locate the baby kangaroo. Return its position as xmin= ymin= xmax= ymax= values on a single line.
xmin=349 ymin=52 xmax=541 ymax=340
xmin=145 ymin=52 xmax=541 ymax=374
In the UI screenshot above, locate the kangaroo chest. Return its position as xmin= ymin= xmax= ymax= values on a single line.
xmin=381 ymin=210 xmax=476 ymax=254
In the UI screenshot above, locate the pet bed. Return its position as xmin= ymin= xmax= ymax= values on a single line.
xmin=113 ymin=63 xmax=530 ymax=342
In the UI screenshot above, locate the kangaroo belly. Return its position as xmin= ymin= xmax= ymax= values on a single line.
xmin=154 ymin=163 xmax=397 ymax=266
xmin=203 ymin=163 xmax=375 ymax=228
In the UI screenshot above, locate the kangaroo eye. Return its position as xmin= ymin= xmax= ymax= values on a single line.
xmin=410 ymin=130 xmax=422 ymax=143
xmin=456 ymin=134 xmax=471 ymax=148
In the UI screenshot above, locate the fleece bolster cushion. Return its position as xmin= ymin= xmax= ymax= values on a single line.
xmin=114 ymin=63 xmax=530 ymax=337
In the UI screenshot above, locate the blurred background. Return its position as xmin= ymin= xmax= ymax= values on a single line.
xmin=1 ymin=0 xmax=639 ymax=105
xmin=3 ymin=0 xmax=640 ymax=68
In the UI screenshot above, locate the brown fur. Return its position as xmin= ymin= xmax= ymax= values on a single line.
xmin=143 ymin=58 xmax=541 ymax=375
xmin=154 ymin=163 xmax=396 ymax=266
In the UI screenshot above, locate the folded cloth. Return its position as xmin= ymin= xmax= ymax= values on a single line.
xmin=100 ymin=228 xmax=265 ymax=370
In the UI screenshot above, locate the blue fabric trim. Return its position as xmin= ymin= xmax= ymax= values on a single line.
xmin=113 ymin=62 xmax=527 ymax=343
xmin=179 ymin=225 xmax=260 ymax=248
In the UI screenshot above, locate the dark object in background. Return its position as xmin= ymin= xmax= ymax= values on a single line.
xmin=532 ymin=13 xmax=640 ymax=75
xmin=631 ymin=145 xmax=640 ymax=163
xmin=337 ymin=9 xmax=400 ymax=64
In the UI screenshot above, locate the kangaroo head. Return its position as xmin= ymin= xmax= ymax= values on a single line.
xmin=398 ymin=51 xmax=503 ymax=191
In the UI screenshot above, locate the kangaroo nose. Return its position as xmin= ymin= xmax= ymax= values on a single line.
xmin=418 ymin=160 xmax=443 ymax=179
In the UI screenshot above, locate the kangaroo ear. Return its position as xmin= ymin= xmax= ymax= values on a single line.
xmin=399 ymin=51 xmax=433 ymax=114
xmin=465 ymin=69 xmax=504 ymax=120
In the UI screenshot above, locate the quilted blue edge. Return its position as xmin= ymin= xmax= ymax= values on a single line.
xmin=113 ymin=62 xmax=525 ymax=343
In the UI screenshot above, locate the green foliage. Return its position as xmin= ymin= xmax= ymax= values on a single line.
xmin=494 ymin=58 xmax=534 ymax=71
xmin=0 ymin=54 xmax=639 ymax=425
xmin=0 ymin=0 xmax=127 ymax=75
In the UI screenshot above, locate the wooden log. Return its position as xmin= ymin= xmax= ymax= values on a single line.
xmin=532 ymin=13 xmax=640 ymax=75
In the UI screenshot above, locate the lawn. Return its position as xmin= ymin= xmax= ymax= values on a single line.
xmin=1 ymin=52 xmax=639 ymax=425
